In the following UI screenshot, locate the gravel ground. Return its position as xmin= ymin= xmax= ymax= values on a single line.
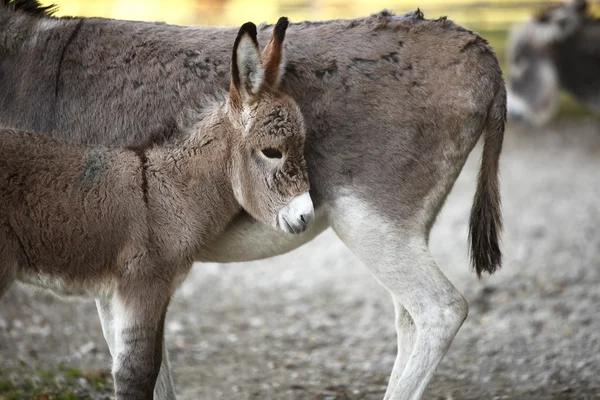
xmin=1 ymin=121 xmax=600 ymax=400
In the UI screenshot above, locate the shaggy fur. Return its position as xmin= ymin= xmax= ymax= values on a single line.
xmin=0 ymin=19 xmax=310 ymax=399
xmin=0 ymin=8 xmax=505 ymax=275
xmin=0 ymin=7 xmax=506 ymax=399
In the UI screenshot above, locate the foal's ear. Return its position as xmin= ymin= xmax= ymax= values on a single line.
xmin=230 ymin=22 xmax=265 ymax=105
xmin=261 ymin=17 xmax=289 ymax=88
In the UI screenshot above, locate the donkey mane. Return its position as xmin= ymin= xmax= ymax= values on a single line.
xmin=3 ymin=5 xmax=492 ymax=61
xmin=126 ymin=92 xmax=227 ymax=155
xmin=260 ymin=9 xmax=493 ymax=57
xmin=1 ymin=0 xmax=57 ymax=17
xmin=1 ymin=3 xmax=482 ymax=47
xmin=124 ymin=99 xmax=225 ymax=207
xmin=345 ymin=10 xmax=474 ymax=36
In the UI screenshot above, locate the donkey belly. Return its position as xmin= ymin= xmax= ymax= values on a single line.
xmin=196 ymin=208 xmax=330 ymax=263
xmin=12 ymin=235 xmax=125 ymax=298
xmin=17 ymin=270 xmax=114 ymax=298
xmin=6 ymin=210 xmax=135 ymax=298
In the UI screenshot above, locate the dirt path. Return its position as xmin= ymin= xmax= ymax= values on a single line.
xmin=1 ymin=121 xmax=600 ymax=399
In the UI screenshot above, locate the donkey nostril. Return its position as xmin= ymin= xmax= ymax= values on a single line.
xmin=300 ymin=215 xmax=306 ymax=223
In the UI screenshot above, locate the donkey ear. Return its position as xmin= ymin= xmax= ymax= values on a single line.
xmin=230 ymin=22 xmax=265 ymax=103
xmin=261 ymin=17 xmax=289 ymax=88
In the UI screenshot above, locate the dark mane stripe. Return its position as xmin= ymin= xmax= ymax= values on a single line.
xmin=1 ymin=0 xmax=57 ymax=17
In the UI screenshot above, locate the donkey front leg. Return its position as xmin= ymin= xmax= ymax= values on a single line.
xmin=96 ymin=298 xmax=177 ymax=400
xmin=332 ymin=199 xmax=468 ymax=400
xmin=96 ymin=297 xmax=116 ymax=358
xmin=153 ymin=339 xmax=177 ymax=400
xmin=0 ymin=271 xmax=14 ymax=300
xmin=0 ymin=258 xmax=16 ymax=300
xmin=111 ymin=281 xmax=172 ymax=400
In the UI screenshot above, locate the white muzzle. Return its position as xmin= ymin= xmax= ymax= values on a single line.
xmin=277 ymin=192 xmax=314 ymax=234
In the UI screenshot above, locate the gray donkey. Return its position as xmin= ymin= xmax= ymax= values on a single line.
xmin=507 ymin=0 xmax=600 ymax=126
xmin=0 ymin=18 xmax=313 ymax=399
xmin=0 ymin=2 xmax=506 ymax=399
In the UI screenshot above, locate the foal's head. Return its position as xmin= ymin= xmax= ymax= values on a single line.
xmin=226 ymin=18 xmax=313 ymax=234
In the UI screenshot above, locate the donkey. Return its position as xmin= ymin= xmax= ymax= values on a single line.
xmin=0 ymin=2 xmax=506 ymax=399
xmin=507 ymin=0 xmax=600 ymax=126
xmin=0 ymin=18 xmax=312 ymax=399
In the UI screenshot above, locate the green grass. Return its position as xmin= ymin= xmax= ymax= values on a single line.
xmin=0 ymin=363 xmax=112 ymax=400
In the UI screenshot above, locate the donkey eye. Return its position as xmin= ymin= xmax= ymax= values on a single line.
xmin=261 ymin=148 xmax=283 ymax=159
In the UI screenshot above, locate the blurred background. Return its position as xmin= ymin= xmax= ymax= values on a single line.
xmin=38 ymin=0 xmax=600 ymax=29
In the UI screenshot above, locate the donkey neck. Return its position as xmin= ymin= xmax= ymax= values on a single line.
xmin=161 ymin=105 xmax=235 ymax=185
xmin=143 ymin=106 xmax=242 ymax=257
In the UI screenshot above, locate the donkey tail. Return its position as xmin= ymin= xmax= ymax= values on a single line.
xmin=469 ymin=84 xmax=506 ymax=277
xmin=1 ymin=0 xmax=57 ymax=16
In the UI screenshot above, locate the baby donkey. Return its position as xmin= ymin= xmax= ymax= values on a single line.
xmin=0 ymin=19 xmax=312 ymax=399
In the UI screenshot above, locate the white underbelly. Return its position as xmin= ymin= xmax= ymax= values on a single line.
xmin=18 ymin=272 xmax=113 ymax=298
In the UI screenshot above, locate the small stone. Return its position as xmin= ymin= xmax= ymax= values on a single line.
xmin=168 ymin=321 xmax=185 ymax=333
xmin=78 ymin=377 xmax=90 ymax=388
xmin=79 ymin=341 xmax=97 ymax=354
xmin=226 ymin=333 xmax=238 ymax=343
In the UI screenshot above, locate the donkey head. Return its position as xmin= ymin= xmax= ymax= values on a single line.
xmin=226 ymin=18 xmax=313 ymax=234
xmin=506 ymin=0 xmax=588 ymax=126
xmin=533 ymin=0 xmax=587 ymax=42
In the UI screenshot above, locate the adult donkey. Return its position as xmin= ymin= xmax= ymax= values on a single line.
xmin=0 ymin=2 xmax=506 ymax=399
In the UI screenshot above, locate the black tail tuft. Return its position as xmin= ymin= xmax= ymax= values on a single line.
xmin=1 ymin=0 xmax=57 ymax=17
xmin=469 ymin=84 xmax=506 ymax=277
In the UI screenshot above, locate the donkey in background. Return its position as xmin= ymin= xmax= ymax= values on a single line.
xmin=507 ymin=0 xmax=600 ymax=126
xmin=0 ymin=2 xmax=506 ymax=399
xmin=0 ymin=18 xmax=312 ymax=399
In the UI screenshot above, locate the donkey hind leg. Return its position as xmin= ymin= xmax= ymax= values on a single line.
xmin=383 ymin=301 xmax=417 ymax=400
xmin=96 ymin=298 xmax=116 ymax=357
xmin=331 ymin=197 xmax=468 ymax=400
xmin=96 ymin=298 xmax=177 ymax=400
xmin=153 ymin=339 xmax=176 ymax=400
xmin=111 ymin=281 xmax=171 ymax=400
